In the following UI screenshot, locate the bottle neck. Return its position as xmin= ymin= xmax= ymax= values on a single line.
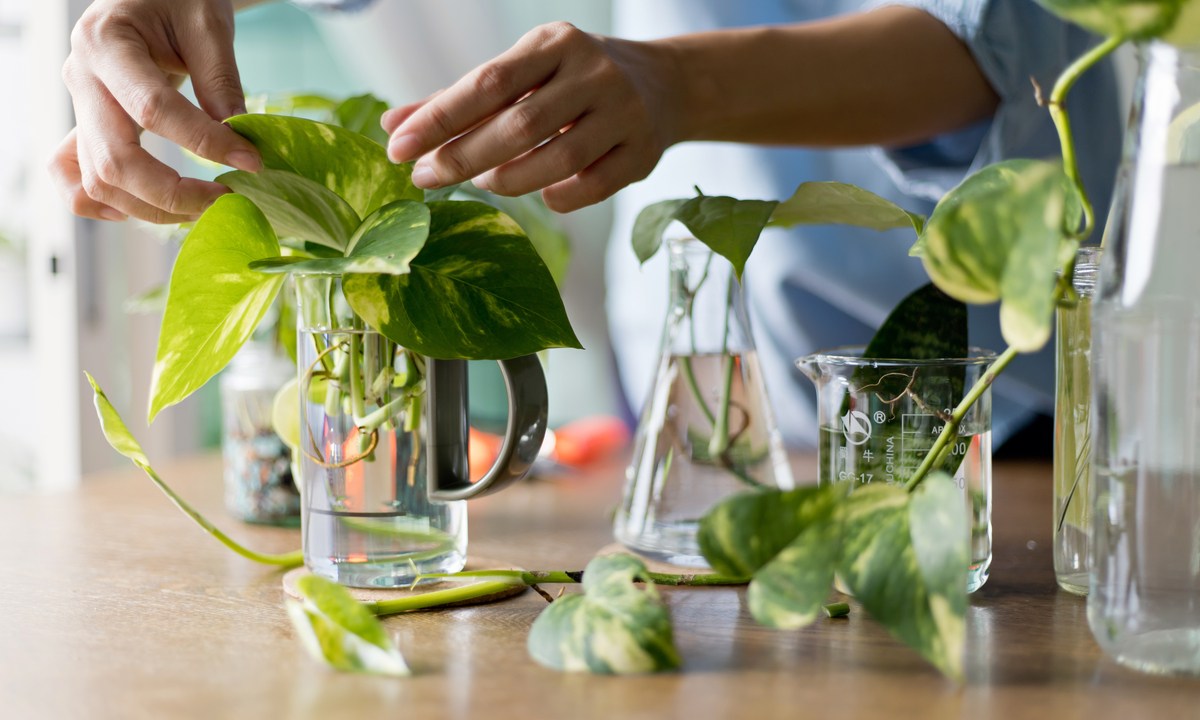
xmin=664 ymin=238 xmax=754 ymax=355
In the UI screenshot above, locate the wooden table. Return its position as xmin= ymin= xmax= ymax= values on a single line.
xmin=2 ymin=454 xmax=1197 ymax=719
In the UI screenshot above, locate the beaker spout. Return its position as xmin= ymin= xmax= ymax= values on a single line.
xmin=795 ymin=354 xmax=821 ymax=383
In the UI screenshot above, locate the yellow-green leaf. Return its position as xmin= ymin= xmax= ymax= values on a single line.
xmin=769 ymin=181 xmax=925 ymax=235
xmin=219 ymin=169 xmax=359 ymax=254
xmin=286 ymin=574 xmax=410 ymax=676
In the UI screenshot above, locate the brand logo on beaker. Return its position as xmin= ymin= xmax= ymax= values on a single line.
xmin=841 ymin=410 xmax=872 ymax=446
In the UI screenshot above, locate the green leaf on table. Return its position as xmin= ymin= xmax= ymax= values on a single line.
xmin=286 ymin=574 xmax=410 ymax=677
xmin=148 ymin=195 xmax=284 ymax=422
xmin=676 ymin=195 xmax=779 ymax=279
xmin=919 ymin=159 xmax=1074 ymax=352
xmin=227 ymin=113 xmax=421 ymax=219
xmin=632 ymin=199 xmax=687 ymax=264
xmin=697 ymin=485 xmax=835 ymax=578
xmin=768 ymin=181 xmax=925 ymax=235
xmin=343 ymin=201 xmax=582 ymax=359
xmin=250 ymin=200 xmax=430 ymax=275
xmin=1034 ymin=0 xmax=1182 ymax=39
xmin=527 ymin=554 xmax=680 ymax=674
xmin=335 ymin=93 xmax=391 ymax=146
xmin=838 ymin=476 xmax=967 ymax=680
xmin=219 ymin=169 xmax=359 ymax=254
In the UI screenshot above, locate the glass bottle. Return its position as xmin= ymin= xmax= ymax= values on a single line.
xmin=220 ymin=340 xmax=301 ymax=525
xmin=614 ymin=237 xmax=793 ymax=567
xmin=1089 ymin=41 xmax=1200 ymax=674
xmin=1053 ymin=246 xmax=1102 ymax=595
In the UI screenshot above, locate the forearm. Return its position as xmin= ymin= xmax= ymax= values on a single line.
xmin=657 ymin=6 xmax=999 ymax=148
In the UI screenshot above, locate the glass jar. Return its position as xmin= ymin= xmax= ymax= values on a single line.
xmin=1089 ymin=41 xmax=1200 ymax=674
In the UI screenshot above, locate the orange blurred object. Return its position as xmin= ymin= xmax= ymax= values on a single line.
xmin=551 ymin=416 xmax=630 ymax=466
xmin=468 ymin=427 xmax=503 ymax=482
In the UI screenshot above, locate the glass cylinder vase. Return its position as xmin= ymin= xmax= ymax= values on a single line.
xmin=614 ymin=237 xmax=793 ymax=568
xmin=1089 ymin=41 xmax=1200 ymax=674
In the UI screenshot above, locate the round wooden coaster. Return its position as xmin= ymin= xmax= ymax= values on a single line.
xmin=282 ymin=556 xmax=527 ymax=607
xmin=593 ymin=542 xmax=721 ymax=576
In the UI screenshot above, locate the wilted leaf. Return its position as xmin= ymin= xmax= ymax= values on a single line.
xmin=286 ymin=574 xmax=410 ymax=676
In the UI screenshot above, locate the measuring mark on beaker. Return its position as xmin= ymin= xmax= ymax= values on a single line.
xmin=841 ymin=410 xmax=873 ymax=446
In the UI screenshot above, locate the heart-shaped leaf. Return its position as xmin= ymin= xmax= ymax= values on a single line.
xmin=632 ymin=199 xmax=687 ymax=264
xmin=227 ymin=113 xmax=421 ymax=219
xmin=251 ymin=200 xmax=431 ymax=275
xmin=675 ymin=195 xmax=779 ymax=279
xmin=286 ymin=574 xmax=410 ymax=676
xmin=527 ymin=554 xmax=680 ymax=674
xmin=219 ymin=169 xmax=359 ymax=254
xmin=343 ymin=201 xmax=582 ymax=359
xmin=335 ymin=93 xmax=391 ymax=146
xmin=697 ymin=485 xmax=835 ymax=578
xmin=149 ymin=195 xmax=284 ymax=421
xmin=768 ymin=181 xmax=925 ymax=235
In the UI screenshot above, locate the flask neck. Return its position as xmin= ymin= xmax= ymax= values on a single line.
xmin=664 ymin=238 xmax=754 ymax=355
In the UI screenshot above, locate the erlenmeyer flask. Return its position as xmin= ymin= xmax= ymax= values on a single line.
xmin=614 ymin=237 xmax=794 ymax=567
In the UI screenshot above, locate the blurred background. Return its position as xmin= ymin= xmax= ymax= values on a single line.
xmin=0 ymin=0 xmax=622 ymax=491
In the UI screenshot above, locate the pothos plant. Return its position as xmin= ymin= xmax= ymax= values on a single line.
xmin=89 ymin=0 xmax=1200 ymax=683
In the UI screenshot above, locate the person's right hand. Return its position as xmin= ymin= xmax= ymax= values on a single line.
xmin=50 ymin=0 xmax=262 ymax=224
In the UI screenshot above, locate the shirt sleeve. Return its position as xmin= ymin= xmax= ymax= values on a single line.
xmin=866 ymin=0 xmax=1122 ymax=204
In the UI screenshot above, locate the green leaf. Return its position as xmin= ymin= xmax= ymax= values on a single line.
xmin=219 ymin=169 xmax=360 ymax=254
xmin=474 ymin=190 xmax=572 ymax=287
xmin=227 ymin=113 xmax=421 ymax=219
xmin=631 ymin=199 xmax=687 ymax=264
xmin=838 ymin=478 xmax=967 ymax=680
xmin=250 ymin=200 xmax=430 ymax=275
xmin=286 ymin=574 xmax=410 ymax=676
xmin=335 ymin=93 xmax=391 ymax=146
xmin=149 ymin=195 xmax=284 ymax=422
xmin=768 ymin=181 xmax=925 ymax=235
xmin=1034 ymin=0 xmax=1182 ymax=39
xmin=697 ymin=486 xmax=834 ymax=578
xmin=919 ymin=159 xmax=1073 ymax=352
xmin=675 ymin=195 xmax=779 ymax=279
xmin=862 ymin=283 xmax=967 ymax=362
xmin=527 ymin=554 xmax=680 ymax=674
xmin=343 ymin=201 xmax=582 ymax=359
xmin=123 ymin=284 xmax=167 ymax=315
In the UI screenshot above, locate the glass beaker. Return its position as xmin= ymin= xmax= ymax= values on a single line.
xmin=295 ymin=274 xmax=548 ymax=587
xmin=1053 ymin=246 xmax=1102 ymax=595
xmin=1089 ymin=41 xmax=1200 ymax=674
xmin=614 ymin=237 xmax=793 ymax=568
xmin=798 ymin=347 xmax=995 ymax=593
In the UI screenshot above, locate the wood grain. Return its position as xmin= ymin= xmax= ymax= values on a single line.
xmin=1 ymin=454 xmax=1196 ymax=720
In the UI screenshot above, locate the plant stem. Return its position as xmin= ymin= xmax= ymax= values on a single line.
xmin=1048 ymin=33 xmax=1126 ymax=242
xmin=418 ymin=568 xmax=749 ymax=586
xmin=707 ymin=283 xmax=736 ymax=459
xmin=366 ymin=578 xmax=528 ymax=616
xmin=903 ymin=345 xmax=1020 ymax=493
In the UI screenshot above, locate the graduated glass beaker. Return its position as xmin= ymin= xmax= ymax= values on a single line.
xmin=614 ymin=237 xmax=793 ymax=568
xmin=798 ymin=347 xmax=995 ymax=592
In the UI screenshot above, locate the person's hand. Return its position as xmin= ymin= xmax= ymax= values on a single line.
xmin=382 ymin=22 xmax=683 ymax=213
xmin=50 ymin=0 xmax=262 ymax=224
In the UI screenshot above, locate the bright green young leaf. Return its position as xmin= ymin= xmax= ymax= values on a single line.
xmin=675 ymin=195 xmax=779 ymax=279
xmin=149 ymin=195 xmax=284 ymax=422
xmin=768 ymin=181 xmax=925 ymax=235
xmin=697 ymin=485 xmax=835 ymax=578
xmin=286 ymin=574 xmax=410 ymax=677
xmin=631 ymin=199 xmax=687 ymax=264
xmin=335 ymin=93 xmax=391 ymax=146
xmin=227 ymin=113 xmax=421 ymax=219
xmin=527 ymin=554 xmax=680 ymax=674
xmin=1034 ymin=0 xmax=1182 ymax=39
xmin=343 ymin=201 xmax=582 ymax=359
xmin=837 ymin=479 xmax=967 ymax=680
xmin=251 ymin=200 xmax=430 ymax=275
xmin=219 ymin=169 xmax=359 ymax=254
xmin=87 ymin=373 xmax=303 ymax=567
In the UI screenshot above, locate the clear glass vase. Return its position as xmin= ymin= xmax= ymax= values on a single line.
xmin=1053 ymin=246 xmax=1101 ymax=595
xmin=1089 ymin=41 xmax=1200 ymax=674
xmin=614 ymin=237 xmax=793 ymax=567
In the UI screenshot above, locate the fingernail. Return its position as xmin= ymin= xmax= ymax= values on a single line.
xmin=388 ymin=133 xmax=421 ymax=163
xmin=411 ymin=162 xmax=440 ymax=188
xmin=225 ymin=150 xmax=262 ymax=173
xmin=99 ymin=207 xmax=127 ymax=222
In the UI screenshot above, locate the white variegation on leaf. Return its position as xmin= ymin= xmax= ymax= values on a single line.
xmin=286 ymin=574 xmax=410 ymax=677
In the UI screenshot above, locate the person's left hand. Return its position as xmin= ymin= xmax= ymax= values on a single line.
xmin=381 ymin=22 xmax=683 ymax=213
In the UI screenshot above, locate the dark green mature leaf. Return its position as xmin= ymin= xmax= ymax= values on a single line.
xmin=838 ymin=477 xmax=967 ymax=680
xmin=697 ymin=486 xmax=835 ymax=578
xmin=149 ymin=195 xmax=284 ymax=421
xmin=676 ymin=196 xmax=779 ymax=279
xmin=862 ymin=284 xmax=967 ymax=362
xmin=343 ymin=201 xmax=581 ymax=359
xmin=479 ymin=191 xmax=572 ymax=287
xmin=219 ymin=169 xmax=359 ymax=254
xmin=286 ymin=574 xmax=410 ymax=676
xmin=227 ymin=114 xmax=421 ymax=219
xmin=769 ymin=181 xmax=925 ymax=235
xmin=632 ymin=199 xmax=687 ymax=264
xmin=335 ymin=93 xmax=391 ymax=146
xmin=920 ymin=159 xmax=1073 ymax=352
xmin=527 ymin=554 xmax=680 ymax=674
xmin=251 ymin=200 xmax=430 ymax=275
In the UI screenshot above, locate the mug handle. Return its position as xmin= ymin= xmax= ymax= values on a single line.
xmin=425 ymin=356 xmax=548 ymax=502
